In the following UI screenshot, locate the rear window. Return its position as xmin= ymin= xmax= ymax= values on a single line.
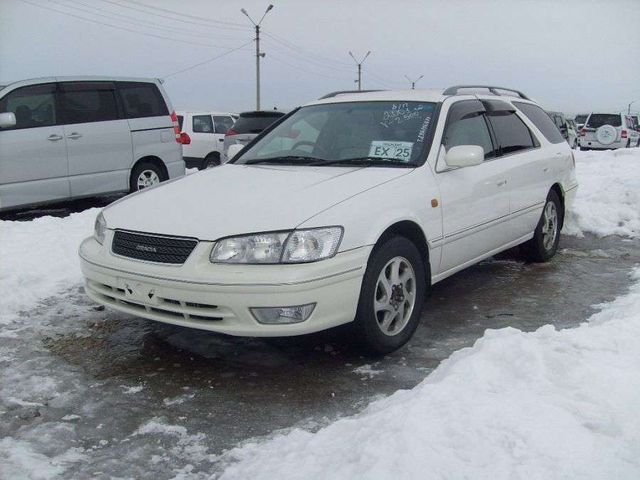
xmin=587 ymin=114 xmax=621 ymax=128
xmin=117 ymin=81 xmax=169 ymax=118
xmin=513 ymin=102 xmax=565 ymax=144
xmin=59 ymin=82 xmax=118 ymax=124
xmin=486 ymin=111 xmax=537 ymax=154
xmin=231 ymin=112 xmax=285 ymax=134
xmin=177 ymin=115 xmax=184 ymax=130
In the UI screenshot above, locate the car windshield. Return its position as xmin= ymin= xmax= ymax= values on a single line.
xmin=234 ymin=101 xmax=437 ymax=167
xmin=587 ymin=114 xmax=621 ymax=128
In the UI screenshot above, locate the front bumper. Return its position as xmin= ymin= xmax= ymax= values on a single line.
xmin=79 ymin=231 xmax=369 ymax=336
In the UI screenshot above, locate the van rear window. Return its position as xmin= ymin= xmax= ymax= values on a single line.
xmin=117 ymin=82 xmax=169 ymax=119
xmin=232 ymin=112 xmax=285 ymax=134
xmin=587 ymin=114 xmax=621 ymax=128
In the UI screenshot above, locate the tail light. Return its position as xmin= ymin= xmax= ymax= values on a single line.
xmin=225 ymin=128 xmax=238 ymax=136
xmin=170 ymin=111 xmax=181 ymax=143
xmin=579 ymin=128 xmax=586 ymax=136
xmin=179 ymin=132 xmax=191 ymax=145
xmin=621 ymin=129 xmax=628 ymax=139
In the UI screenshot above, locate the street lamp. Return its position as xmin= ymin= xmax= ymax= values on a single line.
xmin=241 ymin=4 xmax=274 ymax=110
xmin=404 ymin=74 xmax=424 ymax=90
xmin=349 ymin=51 xmax=371 ymax=91
xmin=628 ymin=100 xmax=637 ymax=114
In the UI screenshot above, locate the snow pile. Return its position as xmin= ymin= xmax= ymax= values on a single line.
xmin=0 ymin=209 xmax=97 ymax=323
xmin=218 ymin=269 xmax=640 ymax=480
xmin=565 ymin=148 xmax=640 ymax=238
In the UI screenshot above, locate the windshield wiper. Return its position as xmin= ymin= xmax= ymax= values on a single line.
xmin=244 ymin=156 xmax=323 ymax=165
xmin=310 ymin=157 xmax=414 ymax=167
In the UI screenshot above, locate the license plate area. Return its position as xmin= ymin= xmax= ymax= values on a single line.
xmin=118 ymin=278 xmax=159 ymax=306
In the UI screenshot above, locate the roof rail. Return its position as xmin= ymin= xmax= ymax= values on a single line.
xmin=443 ymin=85 xmax=530 ymax=100
xmin=318 ymin=89 xmax=383 ymax=100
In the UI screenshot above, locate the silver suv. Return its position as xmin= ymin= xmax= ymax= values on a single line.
xmin=0 ymin=76 xmax=184 ymax=212
xmin=578 ymin=113 xmax=640 ymax=150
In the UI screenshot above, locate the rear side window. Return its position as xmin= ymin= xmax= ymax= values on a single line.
xmin=117 ymin=82 xmax=168 ymax=118
xmin=486 ymin=112 xmax=537 ymax=154
xmin=513 ymin=102 xmax=565 ymax=144
xmin=587 ymin=114 xmax=621 ymax=128
xmin=0 ymin=83 xmax=57 ymax=129
xmin=232 ymin=113 xmax=285 ymax=134
xmin=575 ymin=114 xmax=588 ymax=124
xmin=213 ymin=115 xmax=234 ymax=134
xmin=59 ymin=82 xmax=118 ymax=124
xmin=443 ymin=100 xmax=495 ymax=159
xmin=192 ymin=115 xmax=213 ymax=133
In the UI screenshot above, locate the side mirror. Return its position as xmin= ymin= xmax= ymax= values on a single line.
xmin=444 ymin=145 xmax=484 ymax=168
xmin=227 ymin=143 xmax=244 ymax=160
xmin=0 ymin=112 xmax=16 ymax=129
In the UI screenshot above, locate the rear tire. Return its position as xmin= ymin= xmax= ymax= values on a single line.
xmin=352 ymin=236 xmax=426 ymax=356
xmin=200 ymin=153 xmax=221 ymax=170
xmin=130 ymin=162 xmax=166 ymax=192
xmin=522 ymin=190 xmax=562 ymax=262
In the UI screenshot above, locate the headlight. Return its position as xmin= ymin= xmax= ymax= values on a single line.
xmin=210 ymin=227 xmax=343 ymax=264
xmin=94 ymin=212 xmax=107 ymax=245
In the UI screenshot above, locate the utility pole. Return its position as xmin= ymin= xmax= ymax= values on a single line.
xmin=404 ymin=74 xmax=424 ymax=90
xmin=241 ymin=4 xmax=273 ymax=110
xmin=349 ymin=51 xmax=371 ymax=91
xmin=628 ymin=100 xmax=637 ymax=114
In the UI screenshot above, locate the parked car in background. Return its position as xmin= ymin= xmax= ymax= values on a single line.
xmin=629 ymin=115 xmax=639 ymax=132
xmin=578 ymin=113 xmax=640 ymax=150
xmin=80 ymin=85 xmax=577 ymax=355
xmin=548 ymin=111 xmax=577 ymax=148
xmin=566 ymin=119 xmax=578 ymax=148
xmin=222 ymin=110 xmax=285 ymax=161
xmin=574 ymin=113 xmax=588 ymax=130
xmin=0 ymin=76 xmax=184 ymax=212
xmin=177 ymin=111 xmax=237 ymax=169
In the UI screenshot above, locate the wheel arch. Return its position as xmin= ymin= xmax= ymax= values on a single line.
xmin=131 ymin=155 xmax=169 ymax=181
xmin=373 ymin=220 xmax=431 ymax=285
xmin=550 ymin=183 xmax=565 ymax=228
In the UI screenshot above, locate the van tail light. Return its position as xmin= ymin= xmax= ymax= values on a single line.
xmin=179 ymin=132 xmax=191 ymax=145
xmin=621 ymin=129 xmax=628 ymax=139
xmin=225 ymin=128 xmax=238 ymax=136
xmin=170 ymin=111 xmax=181 ymax=143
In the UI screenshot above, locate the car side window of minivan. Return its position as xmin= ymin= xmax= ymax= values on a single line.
xmin=443 ymin=100 xmax=496 ymax=160
xmin=0 ymin=83 xmax=57 ymax=130
xmin=486 ymin=111 xmax=538 ymax=155
xmin=213 ymin=115 xmax=234 ymax=134
xmin=58 ymin=82 xmax=119 ymax=124
xmin=117 ymin=82 xmax=168 ymax=118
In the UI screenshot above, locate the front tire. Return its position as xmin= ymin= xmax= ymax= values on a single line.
xmin=352 ymin=236 xmax=426 ymax=355
xmin=522 ymin=190 xmax=562 ymax=262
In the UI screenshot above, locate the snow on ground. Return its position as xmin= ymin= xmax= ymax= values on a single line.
xmin=218 ymin=268 xmax=640 ymax=480
xmin=0 ymin=149 xmax=639 ymax=479
xmin=564 ymin=148 xmax=640 ymax=238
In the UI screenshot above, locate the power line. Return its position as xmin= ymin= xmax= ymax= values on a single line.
xmin=163 ymin=41 xmax=253 ymax=79
xmin=97 ymin=0 xmax=250 ymax=31
xmin=262 ymin=30 xmax=352 ymax=68
xmin=120 ymin=0 xmax=247 ymax=28
xmin=266 ymin=50 xmax=351 ymax=82
xmin=19 ymin=0 xmax=238 ymax=49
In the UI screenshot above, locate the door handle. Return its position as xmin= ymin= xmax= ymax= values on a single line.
xmin=47 ymin=134 xmax=63 ymax=141
xmin=66 ymin=132 xmax=82 ymax=139
xmin=496 ymin=180 xmax=507 ymax=187
xmin=219 ymin=138 xmax=224 ymax=142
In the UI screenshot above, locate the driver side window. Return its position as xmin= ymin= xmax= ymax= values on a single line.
xmin=443 ymin=100 xmax=496 ymax=159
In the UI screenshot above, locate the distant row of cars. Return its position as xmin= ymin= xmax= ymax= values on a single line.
xmin=176 ymin=110 xmax=285 ymax=169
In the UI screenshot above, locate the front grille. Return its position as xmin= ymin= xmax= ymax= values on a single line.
xmin=112 ymin=230 xmax=198 ymax=264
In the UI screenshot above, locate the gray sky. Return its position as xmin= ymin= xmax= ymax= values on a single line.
xmin=1 ymin=0 xmax=639 ymax=115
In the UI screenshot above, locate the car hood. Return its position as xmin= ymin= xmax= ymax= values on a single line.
xmin=104 ymin=164 xmax=412 ymax=240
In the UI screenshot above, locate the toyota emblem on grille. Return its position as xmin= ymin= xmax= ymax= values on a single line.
xmin=135 ymin=244 xmax=157 ymax=253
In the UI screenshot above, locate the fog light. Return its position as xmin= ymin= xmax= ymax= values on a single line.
xmin=250 ymin=303 xmax=316 ymax=324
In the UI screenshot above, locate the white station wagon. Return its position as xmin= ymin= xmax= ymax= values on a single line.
xmin=79 ymin=86 xmax=578 ymax=354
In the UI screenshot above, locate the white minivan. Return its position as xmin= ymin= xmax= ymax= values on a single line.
xmin=0 ymin=76 xmax=184 ymax=212
xmin=176 ymin=111 xmax=237 ymax=169
xmin=80 ymin=86 xmax=578 ymax=355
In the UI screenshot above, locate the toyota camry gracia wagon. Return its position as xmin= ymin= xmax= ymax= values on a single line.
xmin=79 ymin=85 xmax=578 ymax=354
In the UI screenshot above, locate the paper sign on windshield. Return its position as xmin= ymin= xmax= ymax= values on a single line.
xmin=369 ymin=141 xmax=413 ymax=162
